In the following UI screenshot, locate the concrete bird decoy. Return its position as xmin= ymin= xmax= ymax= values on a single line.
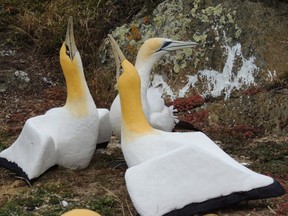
xmin=61 ymin=209 xmax=101 ymax=216
xmin=108 ymin=35 xmax=285 ymax=216
xmin=0 ymin=17 xmax=104 ymax=181
xmin=97 ymin=108 xmax=112 ymax=149
xmin=109 ymin=37 xmax=198 ymax=140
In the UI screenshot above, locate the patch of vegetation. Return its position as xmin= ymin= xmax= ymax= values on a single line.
xmin=248 ymin=142 xmax=288 ymax=174
xmin=0 ymin=188 xmax=118 ymax=215
xmin=0 ymin=201 xmax=31 ymax=216
xmin=0 ymin=0 xmax=164 ymax=108
xmin=0 ymin=182 xmax=77 ymax=215
xmin=0 ymin=0 xmax=163 ymax=57
xmin=88 ymin=195 xmax=115 ymax=216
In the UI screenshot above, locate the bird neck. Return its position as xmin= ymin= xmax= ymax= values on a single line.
xmin=135 ymin=61 xmax=154 ymax=92
xmin=119 ymin=60 xmax=154 ymax=140
xmin=60 ymin=45 xmax=94 ymax=117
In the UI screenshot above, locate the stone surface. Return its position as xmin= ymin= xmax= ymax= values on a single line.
xmin=100 ymin=0 xmax=288 ymax=135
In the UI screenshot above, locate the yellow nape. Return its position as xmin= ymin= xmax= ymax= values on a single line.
xmin=118 ymin=59 xmax=154 ymax=138
xmin=59 ymin=43 xmax=89 ymax=117
xmin=137 ymin=38 xmax=162 ymax=60
xmin=61 ymin=209 xmax=101 ymax=216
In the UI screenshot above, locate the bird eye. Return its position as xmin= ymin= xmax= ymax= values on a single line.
xmin=158 ymin=41 xmax=173 ymax=52
xmin=65 ymin=45 xmax=70 ymax=56
xmin=119 ymin=68 xmax=123 ymax=76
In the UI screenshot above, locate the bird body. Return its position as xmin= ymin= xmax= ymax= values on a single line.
xmin=97 ymin=108 xmax=112 ymax=146
xmin=109 ymin=38 xmax=197 ymax=139
xmin=0 ymin=17 xmax=101 ymax=181
xmin=108 ymin=35 xmax=285 ymax=216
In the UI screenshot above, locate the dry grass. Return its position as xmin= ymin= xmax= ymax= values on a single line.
xmin=0 ymin=0 xmax=164 ymax=106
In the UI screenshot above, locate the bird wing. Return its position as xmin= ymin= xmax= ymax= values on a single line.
xmin=0 ymin=116 xmax=57 ymax=181
xmin=109 ymin=95 xmax=122 ymax=139
xmin=97 ymin=108 xmax=112 ymax=146
xmin=147 ymin=87 xmax=176 ymax=131
xmin=125 ymin=144 xmax=281 ymax=216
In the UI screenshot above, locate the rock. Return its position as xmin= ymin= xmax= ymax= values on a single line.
xmin=0 ymin=50 xmax=16 ymax=57
xmin=61 ymin=200 xmax=69 ymax=207
xmin=13 ymin=70 xmax=30 ymax=90
xmin=99 ymin=0 xmax=288 ymax=135
xmin=14 ymin=70 xmax=30 ymax=83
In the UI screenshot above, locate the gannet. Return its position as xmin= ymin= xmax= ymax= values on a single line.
xmin=62 ymin=209 xmax=101 ymax=216
xmin=0 ymin=17 xmax=101 ymax=181
xmin=109 ymin=37 xmax=197 ymax=140
xmin=108 ymin=35 xmax=285 ymax=216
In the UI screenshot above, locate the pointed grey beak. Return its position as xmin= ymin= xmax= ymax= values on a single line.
xmin=159 ymin=40 xmax=198 ymax=52
xmin=64 ymin=16 xmax=78 ymax=60
xmin=108 ymin=34 xmax=126 ymax=81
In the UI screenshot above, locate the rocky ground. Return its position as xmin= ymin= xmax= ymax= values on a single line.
xmin=0 ymin=41 xmax=287 ymax=216
xmin=0 ymin=0 xmax=288 ymax=215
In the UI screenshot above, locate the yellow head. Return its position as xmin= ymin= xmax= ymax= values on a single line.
xmin=135 ymin=37 xmax=198 ymax=69
xmin=108 ymin=35 xmax=154 ymax=141
xmin=61 ymin=209 xmax=101 ymax=216
xmin=60 ymin=17 xmax=90 ymax=116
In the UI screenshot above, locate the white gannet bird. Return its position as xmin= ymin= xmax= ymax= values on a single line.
xmin=109 ymin=37 xmax=197 ymax=140
xmin=0 ymin=17 xmax=103 ymax=181
xmin=108 ymin=35 xmax=285 ymax=216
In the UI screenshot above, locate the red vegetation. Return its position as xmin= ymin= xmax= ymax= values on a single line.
xmin=184 ymin=110 xmax=209 ymax=124
xmin=243 ymin=86 xmax=264 ymax=96
xmin=170 ymin=94 xmax=205 ymax=112
xmin=230 ymin=124 xmax=261 ymax=139
xmin=209 ymin=124 xmax=262 ymax=140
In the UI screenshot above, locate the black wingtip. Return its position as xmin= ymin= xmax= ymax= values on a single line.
xmin=164 ymin=180 xmax=286 ymax=216
xmin=96 ymin=141 xmax=109 ymax=149
xmin=0 ymin=157 xmax=30 ymax=181
xmin=174 ymin=120 xmax=203 ymax=132
xmin=0 ymin=157 xmax=59 ymax=184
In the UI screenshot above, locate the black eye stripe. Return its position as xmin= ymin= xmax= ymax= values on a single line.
xmin=162 ymin=41 xmax=173 ymax=49
xmin=157 ymin=41 xmax=172 ymax=52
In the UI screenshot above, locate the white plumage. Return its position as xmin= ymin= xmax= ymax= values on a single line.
xmin=0 ymin=17 xmax=110 ymax=181
xmin=108 ymin=35 xmax=285 ymax=216
xmin=109 ymin=37 xmax=197 ymax=140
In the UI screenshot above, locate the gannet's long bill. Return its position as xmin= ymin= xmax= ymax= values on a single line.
xmin=108 ymin=35 xmax=285 ymax=216
xmin=109 ymin=37 xmax=198 ymax=140
xmin=0 ymin=17 xmax=99 ymax=181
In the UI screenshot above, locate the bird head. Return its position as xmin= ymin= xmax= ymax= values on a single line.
xmin=60 ymin=16 xmax=81 ymax=73
xmin=61 ymin=209 xmax=101 ymax=216
xmin=136 ymin=37 xmax=198 ymax=66
xmin=108 ymin=34 xmax=140 ymax=93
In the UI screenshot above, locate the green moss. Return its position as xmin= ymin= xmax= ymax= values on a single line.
xmin=0 ymin=201 xmax=30 ymax=216
xmin=204 ymin=5 xmax=223 ymax=16
xmin=49 ymin=196 xmax=61 ymax=205
xmin=235 ymin=28 xmax=242 ymax=39
xmin=193 ymin=34 xmax=207 ymax=44
xmin=226 ymin=13 xmax=234 ymax=23
xmin=88 ymin=196 xmax=115 ymax=216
